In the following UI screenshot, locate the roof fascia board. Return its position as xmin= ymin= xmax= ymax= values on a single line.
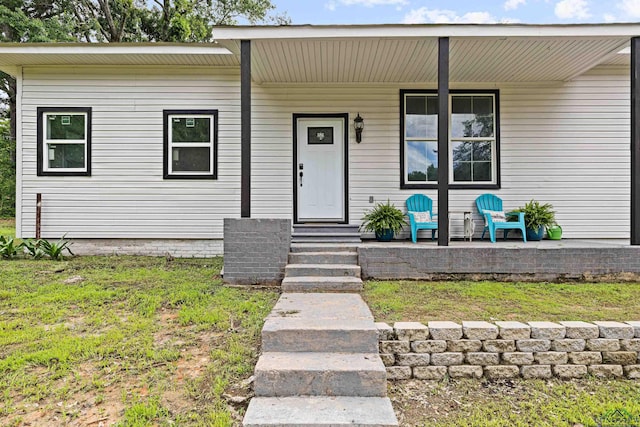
xmin=212 ymin=24 xmax=640 ymax=40
xmin=0 ymin=44 xmax=232 ymax=56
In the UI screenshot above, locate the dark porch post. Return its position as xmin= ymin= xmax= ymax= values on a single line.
xmin=437 ymin=37 xmax=450 ymax=246
xmin=632 ymin=37 xmax=640 ymax=244
xmin=241 ymin=40 xmax=251 ymax=218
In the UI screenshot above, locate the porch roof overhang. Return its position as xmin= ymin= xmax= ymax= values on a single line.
xmin=213 ymin=23 xmax=636 ymax=84
xmin=0 ymin=43 xmax=236 ymax=76
xmin=0 ymin=23 xmax=635 ymax=83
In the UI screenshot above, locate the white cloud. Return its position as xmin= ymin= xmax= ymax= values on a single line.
xmin=618 ymin=0 xmax=640 ymax=17
xmin=504 ymin=0 xmax=526 ymax=11
xmin=554 ymin=0 xmax=591 ymax=19
xmin=403 ymin=8 xmax=498 ymax=24
xmin=325 ymin=1 xmax=337 ymax=11
xmin=603 ymin=13 xmax=617 ymax=21
xmin=340 ymin=0 xmax=408 ymax=6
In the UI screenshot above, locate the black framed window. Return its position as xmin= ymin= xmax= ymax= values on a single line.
xmin=163 ymin=110 xmax=218 ymax=179
xmin=400 ymin=89 xmax=500 ymax=189
xmin=37 ymin=107 xmax=91 ymax=176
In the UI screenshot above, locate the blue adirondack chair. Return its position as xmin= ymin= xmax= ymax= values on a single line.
xmin=406 ymin=194 xmax=438 ymax=243
xmin=475 ymin=194 xmax=526 ymax=243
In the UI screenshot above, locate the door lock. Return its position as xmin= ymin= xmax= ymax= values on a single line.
xmin=298 ymin=163 xmax=304 ymax=187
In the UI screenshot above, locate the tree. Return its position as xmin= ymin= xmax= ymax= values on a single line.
xmin=72 ymin=0 xmax=289 ymax=43
xmin=0 ymin=119 xmax=15 ymax=217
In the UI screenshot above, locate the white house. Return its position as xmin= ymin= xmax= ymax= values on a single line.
xmin=2 ymin=23 xmax=640 ymax=256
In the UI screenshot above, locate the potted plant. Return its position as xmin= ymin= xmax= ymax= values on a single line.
xmin=360 ymin=200 xmax=407 ymax=242
xmin=515 ymin=199 xmax=555 ymax=241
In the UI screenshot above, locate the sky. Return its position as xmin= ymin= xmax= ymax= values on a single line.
xmin=271 ymin=0 xmax=640 ymax=25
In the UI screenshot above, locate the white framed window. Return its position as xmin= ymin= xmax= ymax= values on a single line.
xmin=404 ymin=94 xmax=439 ymax=183
xmin=400 ymin=90 xmax=500 ymax=189
xmin=450 ymin=94 xmax=496 ymax=184
xmin=37 ymin=107 xmax=91 ymax=176
xmin=163 ymin=110 xmax=218 ymax=179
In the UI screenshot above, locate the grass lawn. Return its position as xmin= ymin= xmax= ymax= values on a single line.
xmin=0 ymin=217 xmax=15 ymax=237
xmin=364 ymin=280 xmax=640 ymax=323
xmin=0 ymin=255 xmax=279 ymax=426
xmin=363 ymin=280 xmax=640 ymax=426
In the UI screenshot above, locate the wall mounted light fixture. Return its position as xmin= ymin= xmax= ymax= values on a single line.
xmin=354 ymin=113 xmax=364 ymax=143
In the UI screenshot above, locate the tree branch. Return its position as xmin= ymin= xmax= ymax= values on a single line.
xmin=97 ymin=0 xmax=119 ymax=41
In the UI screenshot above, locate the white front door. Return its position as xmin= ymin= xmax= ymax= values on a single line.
xmin=296 ymin=117 xmax=345 ymax=222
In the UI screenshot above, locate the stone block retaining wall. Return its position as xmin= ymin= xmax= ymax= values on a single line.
xmin=378 ymin=320 xmax=640 ymax=380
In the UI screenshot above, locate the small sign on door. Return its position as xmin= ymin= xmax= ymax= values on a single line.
xmin=308 ymin=127 xmax=334 ymax=144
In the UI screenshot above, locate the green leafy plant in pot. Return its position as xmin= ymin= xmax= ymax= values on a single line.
xmin=360 ymin=200 xmax=407 ymax=242
xmin=516 ymin=199 xmax=555 ymax=241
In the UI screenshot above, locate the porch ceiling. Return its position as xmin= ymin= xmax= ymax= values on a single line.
xmin=232 ymin=36 xmax=629 ymax=84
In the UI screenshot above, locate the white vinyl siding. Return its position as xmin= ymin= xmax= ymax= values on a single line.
xmin=251 ymin=65 xmax=630 ymax=239
xmin=20 ymin=66 xmax=239 ymax=239
xmin=19 ymin=64 xmax=630 ymax=240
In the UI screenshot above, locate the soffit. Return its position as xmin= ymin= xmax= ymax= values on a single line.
xmin=246 ymin=37 xmax=629 ymax=83
xmin=0 ymin=44 xmax=238 ymax=71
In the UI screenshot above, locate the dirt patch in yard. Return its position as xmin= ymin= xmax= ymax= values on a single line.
xmin=3 ymin=309 xmax=261 ymax=426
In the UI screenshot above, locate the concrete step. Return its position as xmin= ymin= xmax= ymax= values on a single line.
xmin=243 ymin=396 xmax=398 ymax=426
xmin=269 ymin=293 xmax=374 ymax=320
xmin=291 ymin=234 xmax=362 ymax=244
xmin=288 ymin=252 xmax=358 ymax=265
xmin=290 ymin=243 xmax=359 ymax=253
xmin=281 ymin=276 xmax=363 ymax=293
xmin=293 ymin=224 xmax=360 ymax=234
xmin=263 ymin=293 xmax=377 ymax=353
xmin=285 ymin=264 xmax=361 ymax=278
xmin=262 ymin=318 xmax=378 ymax=353
xmin=254 ymin=352 xmax=387 ymax=397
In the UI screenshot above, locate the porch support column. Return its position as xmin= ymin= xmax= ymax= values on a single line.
xmin=633 ymin=37 xmax=640 ymax=244
xmin=437 ymin=37 xmax=450 ymax=246
xmin=241 ymin=40 xmax=251 ymax=218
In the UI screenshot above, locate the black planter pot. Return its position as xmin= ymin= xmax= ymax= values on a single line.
xmin=375 ymin=229 xmax=394 ymax=242
xmin=526 ymin=226 xmax=544 ymax=241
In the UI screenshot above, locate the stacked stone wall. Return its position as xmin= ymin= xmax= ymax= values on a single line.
xmin=378 ymin=320 xmax=640 ymax=380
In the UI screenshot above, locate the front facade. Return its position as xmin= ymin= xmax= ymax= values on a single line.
xmin=2 ymin=24 xmax=639 ymax=254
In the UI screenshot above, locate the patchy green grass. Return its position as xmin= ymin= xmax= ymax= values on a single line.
xmin=364 ymin=280 xmax=640 ymax=323
xmin=0 ymin=256 xmax=279 ymax=426
xmin=392 ymin=378 xmax=640 ymax=427
xmin=0 ymin=217 xmax=14 ymax=238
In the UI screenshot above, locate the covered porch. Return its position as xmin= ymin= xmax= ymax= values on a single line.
xmin=214 ymin=23 xmax=640 ymax=246
xmin=213 ymin=23 xmax=640 ymax=284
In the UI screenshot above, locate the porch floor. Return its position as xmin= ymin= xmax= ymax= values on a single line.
xmin=359 ymin=238 xmax=633 ymax=249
